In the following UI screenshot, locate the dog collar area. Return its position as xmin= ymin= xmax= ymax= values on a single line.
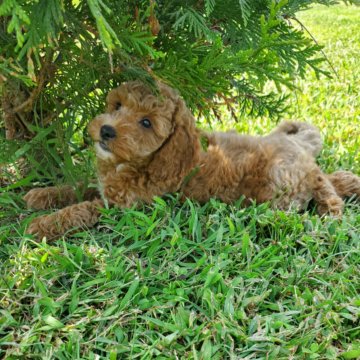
xmin=179 ymin=165 xmax=201 ymax=192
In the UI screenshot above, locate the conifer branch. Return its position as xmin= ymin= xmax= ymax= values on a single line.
xmin=288 ymin=15 xmax=340 ymax=79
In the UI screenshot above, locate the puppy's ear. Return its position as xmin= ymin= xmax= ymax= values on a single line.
xmin=147 ymin=98 xmax=200 ymax=188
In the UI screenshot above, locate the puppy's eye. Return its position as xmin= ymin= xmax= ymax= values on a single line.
xmin=115 ymin=102 xmax=121 ymax=110
xmin=140 ymin=118 xmax=152 ymax=128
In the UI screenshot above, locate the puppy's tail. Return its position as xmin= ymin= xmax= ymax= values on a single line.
xmin=272 ymin=121 xmax=323 ymax=157
xmin=328 ymin=170 xmax=360 ymax=199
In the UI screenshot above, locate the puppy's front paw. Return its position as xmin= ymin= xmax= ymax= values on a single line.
xmin=26 ymin=214 xmax=62 ymax=240
xmin=23 ymin=186 xmax=76 ymax=210
xmin=25 ymin=200 xmax=103 ymax=240
xmin=24 ymin=188 xmax=56 ymax=210
xmin=26 ymin=216 xmax=45 ymax=239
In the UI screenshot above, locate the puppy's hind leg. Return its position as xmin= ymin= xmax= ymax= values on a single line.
xmin=327 ymin=170 xmax=360 ymax=199
xmin=271 ymin=121 xmax=323 ymax=157
xmin=307 ymin=169 xmax=344 ymax=217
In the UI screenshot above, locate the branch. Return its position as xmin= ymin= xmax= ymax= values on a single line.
xmin=12 ymin=50 xmax=56 ymax=114
xmin=289 ymin=15 xmax=339 ymax=80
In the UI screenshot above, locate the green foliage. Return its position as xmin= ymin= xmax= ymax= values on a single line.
xmin=0 ymin=0 xmax=358 ymax=186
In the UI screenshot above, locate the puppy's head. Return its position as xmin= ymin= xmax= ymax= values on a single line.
xmin=88 ymin=81 xmax=200 ymax=183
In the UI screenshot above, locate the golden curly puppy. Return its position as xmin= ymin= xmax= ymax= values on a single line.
xmin=24 ymin=81 xmax=360 ymax=239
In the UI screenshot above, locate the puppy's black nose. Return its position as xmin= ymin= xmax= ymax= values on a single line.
xmin=100 ymin=125 xmax=116 ymax=140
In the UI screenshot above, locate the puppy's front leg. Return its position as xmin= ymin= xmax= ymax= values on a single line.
xmin=23 ymin=183 xmax=99 ymax=210
xmin=26 ymin=199 xmax=104 ymax=240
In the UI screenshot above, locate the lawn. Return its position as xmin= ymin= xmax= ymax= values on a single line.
xmin=1 ymin=4 xmax=360 ymax=359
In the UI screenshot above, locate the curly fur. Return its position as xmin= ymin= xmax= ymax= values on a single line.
xmin=24 ymin=81 xmax=360 ymax=239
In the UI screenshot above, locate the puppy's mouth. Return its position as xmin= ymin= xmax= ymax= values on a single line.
xmin=98 ymin=141 xmax=111 ymax=152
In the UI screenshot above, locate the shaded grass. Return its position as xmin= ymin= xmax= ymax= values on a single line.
xmin=2 ymin=200 xmax=360 ymax=359
xmin=1 ymin=4 xmax=360 ymax=359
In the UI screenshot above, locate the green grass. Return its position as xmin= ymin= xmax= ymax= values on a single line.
xmin=1 ymin=4 xmax=360 ymax=359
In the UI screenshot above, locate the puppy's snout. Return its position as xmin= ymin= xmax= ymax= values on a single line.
xmin=100 ymin=125 xmax=116 ymax=140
